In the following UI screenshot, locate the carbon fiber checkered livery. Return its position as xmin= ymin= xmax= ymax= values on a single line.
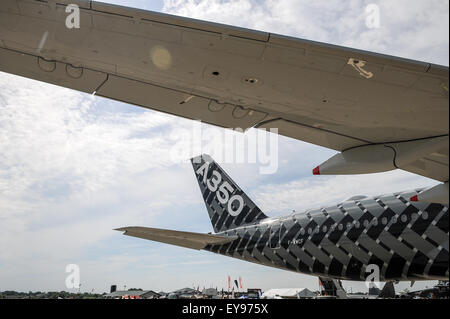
xmin=195 ymin=155 xmax=449 ymax=282
xmin=191 ymin=154 xmax=268 ymax=233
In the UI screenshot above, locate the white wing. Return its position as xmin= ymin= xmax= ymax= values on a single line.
xmin=0 ymin=0 xmax=448 ymax=181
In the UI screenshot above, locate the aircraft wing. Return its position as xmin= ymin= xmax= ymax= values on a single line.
xmin=0 ymin=0 xmax=448 ymax=181
xmin=115 ymin=226 xmax=237 ymax=250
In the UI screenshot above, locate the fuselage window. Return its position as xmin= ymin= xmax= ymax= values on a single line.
xmin=300 ymin=228 xmax=305 ymax=235
xmin=363 ymin=220 xmax=369 ymax=228
xmin=372 ymin=218 xmax=378 ymax=226
xmin=422 ymin=211 xmax=429 ymax=220
xmin=401 ymin=214 xmax=408 ymax=223
xmin=338 ymin=224 xmax=343 ymax=231
xmin=382 ymin=217 xmax=388 ymax=225
xmin=412 ymin=213 xmax=419 ymax=221
xmin=323 ymin=225 xmax=328 ymax=232
xmin=355 ymin=221 xmax=360 ymax=228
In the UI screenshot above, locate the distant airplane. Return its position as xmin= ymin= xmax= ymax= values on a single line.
xmin=116 ymin=154 xmax=449 ymax=295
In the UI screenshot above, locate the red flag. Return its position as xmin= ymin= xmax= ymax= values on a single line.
xmin=239 ymin=277 xmax=243 ymax=289
xmin=228 ymin=275 xmax=231 ymax=289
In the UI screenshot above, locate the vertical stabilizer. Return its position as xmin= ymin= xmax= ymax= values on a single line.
xmin=191 ymin=154 xmax=268 ymax=233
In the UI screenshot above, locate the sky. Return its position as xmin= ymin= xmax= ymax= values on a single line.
xmin=0 ymin=0 xmax=448 ymax=294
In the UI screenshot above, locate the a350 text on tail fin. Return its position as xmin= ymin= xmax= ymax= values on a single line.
xmin=195 ymin=159 xmax=244 ymax=217
xmin=191 ymin=154 xmax=267 ymax=233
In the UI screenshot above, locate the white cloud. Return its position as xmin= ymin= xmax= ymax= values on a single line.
xmin=0 ymin=71 xmax=286 ymax=292
xmin=163 ymin=0 xmax=449 ymax=65
xmin=0 ymin=73 xmax=204 ymax=291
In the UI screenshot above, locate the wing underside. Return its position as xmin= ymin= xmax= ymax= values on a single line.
xmin=0 ymin=0 xmax=448 ymax=181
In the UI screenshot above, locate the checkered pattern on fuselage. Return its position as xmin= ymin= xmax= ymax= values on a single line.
xmin=205 ymin=190 xmax=449 ymax=281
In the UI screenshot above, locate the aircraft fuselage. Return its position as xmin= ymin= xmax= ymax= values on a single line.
xmin=205 ymin=191 xmax=449 ymax=282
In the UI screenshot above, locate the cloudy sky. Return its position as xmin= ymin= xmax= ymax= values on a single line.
xmin=0 ymin=0 xmax=448 ymax=294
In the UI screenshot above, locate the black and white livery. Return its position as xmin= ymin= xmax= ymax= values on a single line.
xmin=117 ymin=154 xmax=449 ymax=283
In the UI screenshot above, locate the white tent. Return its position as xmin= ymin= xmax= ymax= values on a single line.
xmin=262 ymin=288 xmax=316 ymax=299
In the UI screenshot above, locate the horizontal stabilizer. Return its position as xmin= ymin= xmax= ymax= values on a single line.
xmin=115 ymin=226 xmax=237 ymax=250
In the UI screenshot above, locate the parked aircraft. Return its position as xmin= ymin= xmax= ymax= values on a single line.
xmin=116 ymin=154 xmax=449 ymax=292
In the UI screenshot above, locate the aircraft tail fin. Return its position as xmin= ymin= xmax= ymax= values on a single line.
xmin=191 ymin=154 xmax=268 ymax=233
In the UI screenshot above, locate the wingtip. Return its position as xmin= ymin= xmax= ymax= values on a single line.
xmin=410 ymin=195 xmax=419 ymax=202
xmin=312 ymin=166 xmax=320 ymax=175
